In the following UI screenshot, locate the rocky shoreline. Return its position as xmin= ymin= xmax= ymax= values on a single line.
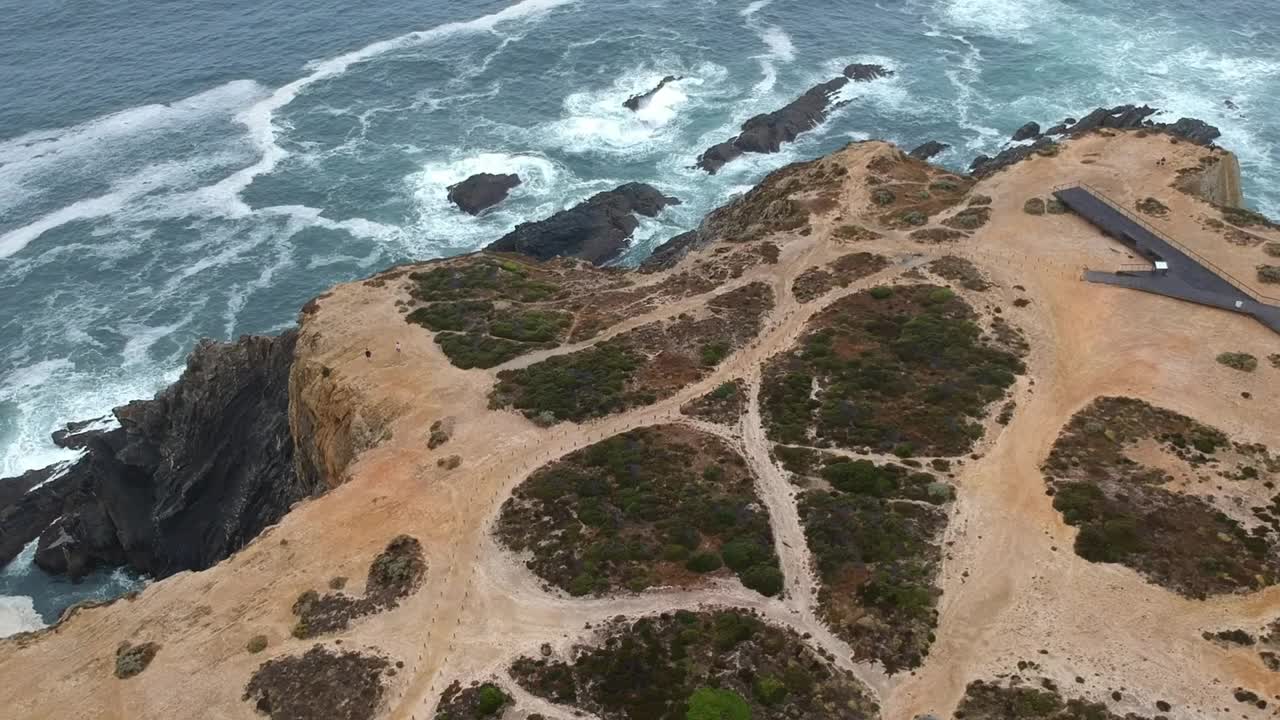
xmin=0 ymin=99 xmax=1232 ymax=605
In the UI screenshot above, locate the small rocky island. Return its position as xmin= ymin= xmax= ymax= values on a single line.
xmin=447 ymin=173 xmax=523 ymax=215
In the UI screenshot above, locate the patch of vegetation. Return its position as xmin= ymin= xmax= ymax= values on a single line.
xmin=928 ymin=256 xmax=992 ymax=291
xmin=433 ymin=332 xmax=536 ymax=370
xmin=247 ymin=635 xmax=269 ymax=654
xmin=244 ymin=644 xmax=390 ymax=720
xmin=496 ymin=426 xmax=782 ymax=597
xmin=1043 ymin=397 xmax=1280 ymax=598
xmin=1217 ymin=352 xmax=1258 ymax=372
xmin=291 ymin=535 xmax=426 ymax=639
xmin=909 ymin=227 xmax=966 ymax=243
xmin=942 ymin=206 xmax=991 ymax=230
xmin=871 ymin=188 xmax=896 ymax=206
xmin=1271 ymin=353 xmax=1280 ymax=369
xmin=774 ymin=445 xmax=821 ymax=478
xmin=435 ymin=681 xmax=513 ymax=719
xmin=1023 ymin=198 xmax=1046 ymax=216
xmin=1258 ymin=265 xmax=1280 ymax=284
xmin=955 ymin=678 xmax=1146 ymax=719
xmin=408 ymin=259 xmax=561 ymax=303
xmin=509 ymin=609 xmax=879 ymax=720
xmin=760 ymin=284 xmax=1024 ymax=456
xmin=681 ymin=380 xmax=746 ymax=425
xmin=1136 ymin=197 xmax=1169 ymax=217
xmin=833 ymin=225 xmax=883 ymax=242
xmin=792 ymin=253 xmax=890 ymax=303
xmin=492 ymin=283 xmax=773 ymax=424
xmin=1045 ymin=198 xmax=1066 ymax=214
xmin=492 ymin=341 xmax=646 ymax=424
xmin=969 ymin=194 xmax=992 ymax=206
xmin=1265 ymin=242 xmax=1280 ymax=258
xmin=1220 ymin=205 xmax=1280 ymax=231
xmin=799 ymin=458 xmax=950 ymax=673
xmin=114 ymin=641 xmax=160 ymax=679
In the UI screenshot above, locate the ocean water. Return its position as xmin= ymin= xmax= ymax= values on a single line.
xmin=2 ymin=0 xmax=1278 ymax=629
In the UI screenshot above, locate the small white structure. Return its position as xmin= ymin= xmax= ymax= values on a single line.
xmin=1153 ymin=260 xmax=1170 ymax=275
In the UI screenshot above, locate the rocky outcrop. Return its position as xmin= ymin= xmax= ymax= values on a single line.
xmin=447 ymin=173 xmax=521 ymax=215
xmin=624 ymin=75 xmax=679 ymax=111
xmin=971 ymin=105 xmax=1222 ymax=177
xmin=486 ymin=183 xmax=680 ymax=265
xmin=909 ymin=141 xmax=950 ymax=161
xmin=1011 ymin=122 xmax=1041 ymax=142
xmin=638 ymin=230 xmax=699 ymax=273
xmin=696 ymin=64 xmax=894 ymax=173
xmin=970 ymin=137 xmax=1056 ymax=177
xmin=15 ymin=332 xmax=320 ymax=580
xmin=0 ymin=462 xmax=91 ymax=567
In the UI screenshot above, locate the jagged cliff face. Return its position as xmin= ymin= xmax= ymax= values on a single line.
xmin=2 ymin=129 xmax=1278 ymax=720
xmin=6 ymin=331 xmax=320 ymax=580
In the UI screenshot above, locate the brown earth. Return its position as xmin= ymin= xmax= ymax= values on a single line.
xmin=2 ymin=132 xmax=1278 ymax=720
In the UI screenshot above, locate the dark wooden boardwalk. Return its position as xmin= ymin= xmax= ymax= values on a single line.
xmin=1054 ymin=185 xmax=1280 ymax=335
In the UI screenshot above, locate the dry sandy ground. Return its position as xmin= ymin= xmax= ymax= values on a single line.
xmin=1 ymin=132 xmax=1277 ymax=720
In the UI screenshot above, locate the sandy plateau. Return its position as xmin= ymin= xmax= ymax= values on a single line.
xmin=3 ymin=131 xmax=1279 ymax=720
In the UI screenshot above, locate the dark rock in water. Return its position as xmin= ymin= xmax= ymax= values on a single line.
xmin=1012 ymin=121 xmax=1041 ymax=142
xmin=908 ymin=140 xmax=950 ymax=161
xmin=639 ymin=230 xmax=699 ymax=273
xmin=843 ymin=63 xmax=893 ymax=82
xmin=487 ymin=183 xmax=680 ymax=265
xmin=0 ymin=462 xmax=93 ymax=567
xmin=1065 ymin=104 xmax=1158 ymax=134
xmin=447 ymin=173 xmax=522 ymax=215
xmin=624 ymin=75 xmax=679 ymax=111
xmin=1224 ymin=98 xmax=1238 ymax=111
xmin=50 ymin=416 xmax=110 ymax=450
xmin=696 ymin=64 xmax=894 ymax=173
xmin=21 ymin=331 xmax=321 ymax=580
xmin=970 ymin=104 xmax=1221 ymax=177
xmin=970 ymin=137 xmax=1056 ymax=178
xmin=1166 ymin=117 xmax=1221 ymax=145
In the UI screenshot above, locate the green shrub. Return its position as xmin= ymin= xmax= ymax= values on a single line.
xmin=740 ymin=565 xmax=784 ymax=597
xmin=405 ymin=300 xmax=492 ymax=332
xmin=489 ymin=309 xmax=571 ymax=343
xmin=721 ymin=538 xmax=769 ymax=571
xmin=1216 ymin=352 xmax=1258 ymax=372
xmin=246 ymin=635 xmax=268 ymax=654
xmin=869 ymin=286 xmax=894 ymax=299
xmin=686 ymin=552 xmax=723 ymax=573
xmin=700 ymin=341 xmax=731 ymax=366
xmin=686 ymin=681 xmax=752 ymax=717
xmin=492 ymin=342 xmax=644 ymax=423
xmin=753 ymin=675 xmax=788 ymax=706
xmin=871 ymin=188 xmax=896 ymax=206
xmin=924 ymin=287 xmax=955 ymax=305
xmin=476 ymin=684 xmax=509 ymax=716
xmin=436 ymin=332 xmax=530 ymax=369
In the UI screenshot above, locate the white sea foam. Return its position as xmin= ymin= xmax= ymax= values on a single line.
xmin=0 ymin=595 xmax=44 ymax=638
xmin=201 ymin=0 xmax=578 ymax=216
xmin=941 ymin=0 xmax=1060 ymax=43
xmin=740 ymin=0 xmax=773 ymax=18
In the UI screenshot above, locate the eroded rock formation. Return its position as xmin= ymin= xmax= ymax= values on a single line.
xmin=0 ymin=332 xmax=320 ymax=580
xmin=486 ymin=182 xmax=679 ymax=264
xmin=447 ymin=173 xmax=522 ymax=215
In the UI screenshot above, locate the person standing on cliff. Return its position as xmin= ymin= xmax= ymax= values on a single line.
xmin=365 ymin=348 xmax=372 ymax=361
xmin=395 ymin=341 xmax=402 ymax=354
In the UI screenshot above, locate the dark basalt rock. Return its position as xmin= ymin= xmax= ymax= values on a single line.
xmin=696 ymin=64 xmax=894 ymax=173
xmin=0 ymin=461 xmax=94 ymax=567
xmin=908 ymin=140 xmax=950 ymax=161
xmin=970 ymin=137 xmax=1056 ymax=177
xmin=486 ymin=183 xmax=679 ymax=265
xmin=51 ymin=416 xmax=110 ymax=450
xmin=1166 ymin=117 xmax=1221 ymax=145
xmin=843 ymin=63 xmax=893 ymax=81
xmin=970 ymin=104 xmax=1221 ymax=178
xmin=447 ymin=173 xmax=522 ymax=215
xmin=8 ymin=331 xmax=323 ymax=580
xmin=624 ymin=75 xmax=679 ymax=111
xmin=638 ymin=230 xmax=699 ymax=273
xmin=1012 ymin=121 xmax=1041 ymax=142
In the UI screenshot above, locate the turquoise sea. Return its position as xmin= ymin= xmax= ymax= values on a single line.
xmin=2 ymin=0 xmax=1278 ymax=629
